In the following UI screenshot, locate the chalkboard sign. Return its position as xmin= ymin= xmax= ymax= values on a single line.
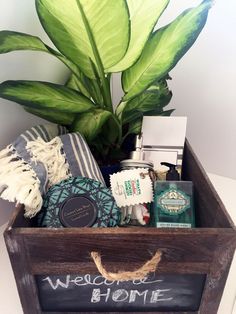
xmin=36 ymin=273 xmax=206 ymax=312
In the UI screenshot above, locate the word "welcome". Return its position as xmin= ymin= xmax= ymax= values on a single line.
xmin=42 ymin=274 xmax=163 ymax=290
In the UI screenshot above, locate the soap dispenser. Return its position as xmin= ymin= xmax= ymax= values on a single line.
xmin=160 ymin=162 xmax=180 ymax=181
xmin=119 ymin=134 xmax=155 ymax=226
xmin=153 ymin=162 xmax=195 ymax=228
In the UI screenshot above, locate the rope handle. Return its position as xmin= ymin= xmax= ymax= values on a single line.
xmin=90 ymin=250 xmax=162 ymax=281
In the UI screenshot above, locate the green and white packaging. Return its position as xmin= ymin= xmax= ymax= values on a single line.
xmin=153 ymin=181 xmax=195 ymax=228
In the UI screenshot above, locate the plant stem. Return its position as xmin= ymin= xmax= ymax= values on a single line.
xmin=112 ymin=115 xmax=122 ymax=145
xmin=102 ymin=75 xmax=113 ymax=112
xmin=76 ymin=0 xmax=113 ymax=112
xmin=120 ymin=132 xmax=130 ymax=145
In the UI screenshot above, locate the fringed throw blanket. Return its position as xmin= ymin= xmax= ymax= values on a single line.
xmin=27 ymin=132 xmax=105 ymax=188
xmin=0 ymin=124 xmax=67 ymax=217
xmin=0 ymin=125 xmax=104 ymax=218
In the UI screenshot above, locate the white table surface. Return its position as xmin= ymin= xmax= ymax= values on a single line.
xmin=0 ymin=173 xmax=235 ymax=314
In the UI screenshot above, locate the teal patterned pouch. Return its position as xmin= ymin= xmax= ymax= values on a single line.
xmin=37 ymin=176 xmax=120 ymax=228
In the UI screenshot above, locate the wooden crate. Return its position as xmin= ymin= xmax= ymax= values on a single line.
xmin=4 ymin=141 xmax=236 ymax=314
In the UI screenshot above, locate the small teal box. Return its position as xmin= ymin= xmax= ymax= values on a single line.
xmin=153 ymin=181 xmax=195 ymax=228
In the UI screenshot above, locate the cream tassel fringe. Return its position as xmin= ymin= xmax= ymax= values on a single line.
xmin=0 ymin=145 xmax=42 ymax=218
xmin=26 ymin=137 xmax=71 ymax=188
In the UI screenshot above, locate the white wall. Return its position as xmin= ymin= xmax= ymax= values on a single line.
xmin=113 ymin=0 xmax=236 ymax=179
xmin=0 ymin=0 xmax=68 ymax=224
xmin=0 ymin=0 xmax=236 ymax=224
xmin=161 ymin=0 xmax=236 ymax=180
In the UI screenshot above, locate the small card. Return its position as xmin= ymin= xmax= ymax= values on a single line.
xmin=110 ymin=169 xmax=153 ymax=207
xmin=142 ymin=116 xmax=187 ymax=172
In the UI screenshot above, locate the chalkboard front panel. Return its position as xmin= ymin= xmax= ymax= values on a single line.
xmin=36 ymin=273 xmax=206 ymax=312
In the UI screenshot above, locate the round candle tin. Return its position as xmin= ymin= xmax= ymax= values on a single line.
xmin=37 ymin=176 xmax=120 ymax=228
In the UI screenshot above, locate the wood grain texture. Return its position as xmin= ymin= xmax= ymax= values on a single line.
xmin=183 ymin=140 xmax=235 ymax=229
xmin=3 ymin=141 xmax=236 ymax=314
xmin=31 ymin=261 xmax=210 ymax=275
xmin=4 ymin=230 xmax=41 ymax=314
xmin=199 ymin=233 xmax=236 ymax=313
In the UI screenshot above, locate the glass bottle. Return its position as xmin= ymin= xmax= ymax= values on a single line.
xmin=119 ymin=134 xmax=155 ymax=226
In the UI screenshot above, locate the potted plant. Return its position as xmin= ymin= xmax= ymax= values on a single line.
xmin=0 ymin=0 xmax=212 ymax=164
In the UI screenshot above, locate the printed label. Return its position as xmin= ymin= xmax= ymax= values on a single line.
xmin=110 ymin=169 xmax=153 ymax=207
xmin=59 ymin=195 xmax=97 ymax=227
xmin=157 ymin=186 xmax=190 ymax=215
xmin=156 ymin=222 xmax=191 ymax=228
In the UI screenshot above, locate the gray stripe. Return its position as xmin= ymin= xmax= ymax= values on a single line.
xmin=79 ymin=135 xmax=104 ymax=184
xmin=58 ymin=125 xmax=67 ymax=135
xmin=71 ymin=133 xmax=86 ymax=177
xmin=20 ymin=130 xmax=34 ymax=141
xmin=13 ymin=136 xmax=46 ymax=194
xmin=78 ymin=134 xmax=100 ymax=182
xmin=61 ymin=133 xmax=104 ymax=183
xmin=31 ymin=127 xmax=42 ymax=139
xmin=61 ymin=125 xmax=67 ymax=135
xmin=34 ymin=125 xmax=47 ymax=140
xmin=13 ymin=137 xmax=30 ymax=161
xmin=19 ymin=133 xmax=29 ymax=143
xmin=39 ymin=125 xmax=50 ymax=141
xmin=42 ymin=169 xmax=49 ymax=194
xmin=72 ymin=133 xmax=89 ymax=178
xmin=58 ymin=124 xmax=64 ymax=136
xmin=61 ymin=134 xmax=84 ymax=177
xmin=26 ymin=129 xmax=38 ymax=140
xmin=29 ymin=161 xmax=47 ymax=194
xmin=57 ymin=124 xmax=61 ymax=136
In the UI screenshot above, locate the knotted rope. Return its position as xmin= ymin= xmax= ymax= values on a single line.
xmin=91 ymin=250 xmax=162 ymax=281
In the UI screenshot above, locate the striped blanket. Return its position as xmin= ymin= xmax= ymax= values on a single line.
xmin=0 ymin=124 xmax=104 ymax=217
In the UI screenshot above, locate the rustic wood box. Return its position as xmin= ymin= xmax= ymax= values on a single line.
xmin=4 ymin=141 xmax=236 ymax=314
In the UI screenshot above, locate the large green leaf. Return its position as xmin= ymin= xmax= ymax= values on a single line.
xmin=36 ymin=0 xmax=129 ymax=79
xmin=71 ymin=109 xmax=112 ymax=141
xmin=146 ymin=108 xmax=175 ymax=116
xmin=0 ymin=30 xmax=84 ymax=79
xmin=107 ymin=0 xmax=169 ymax=72
xmin=122 ymin=0 xmax=212 ymax=101
xmin=24 ymin=106 xmax=75 ymax=125
xmin=0 ymin=80 xmax=94 ymax=113
xmin=127 ymin=118 xmax=142 ymax=136
xmin=117 ymin=79 xmax=172 ymax=124
xmin=66 ymin=73 xmax=91 ymax=98
xmin=66 ymin=73 xmax=104 ymax=106
xmin=0 ymin=30 xmax=50 ymax=53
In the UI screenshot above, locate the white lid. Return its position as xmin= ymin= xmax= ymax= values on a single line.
xmin=120 ymin=159 xmax=153 ymax=169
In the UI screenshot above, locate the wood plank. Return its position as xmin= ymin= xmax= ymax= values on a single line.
xmin=199 ymin=233 xmax=236 ymax=313
xmin=31 ymin=262 xmax=210 ymax=275
xmin=23 ymin=231 xmax=217 ymax=265
xmin=3 ymin=229 xmax=41 ymax=314
xmin=183 ymin=141 xmax=235 ymax=229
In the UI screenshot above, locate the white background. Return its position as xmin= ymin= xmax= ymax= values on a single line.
xmin=0 ymin=0 xmax=236 ymax=223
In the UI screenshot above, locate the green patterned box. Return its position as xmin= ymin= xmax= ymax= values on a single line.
xmin=153 ymin=181 xmax=195 ymax=228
